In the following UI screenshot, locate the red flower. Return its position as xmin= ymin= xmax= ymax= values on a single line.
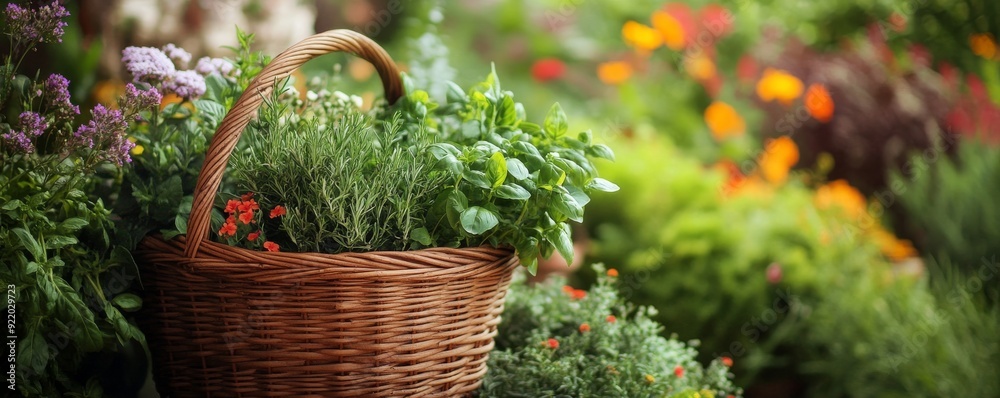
xmin=721 ymin=356 xmax=733 ymax=367
xmin=674 ymin=365 xmax=685 ymax=378
xmin=766 ymin=263 xmax=783 ymax=284
xmin=699 ymin=4 xmax=733 ymax=37
xmin=226 ymin=215 xmax=236 ymax=225
xmin=606 ymin=315 xmax=617 ymax=323
xmin=247 ymin=231 xmax=260 ymax=241
xmin=224 ymin=199 xmax=240 ymax=214
xmin=579 ymin=323 xmax=591 ymax=333
xmin=546 ymin=338 xmax=559 ymax=349
xmin=263 ymin=241 xmax=280 ymax=252
xmin=218 ymin=222 xmax=237 ymax=237
xmin=736 ymin=55 xmax=757 ymax=84
xmin=562 ymin=285 xmax=575 ymax=294
xmin=241 ymin=192 xmax=254 ymax=201
xmin=238 ymin=210 xmax=254 ymax=224
xmin=269 ymin=205 xmax=286 ymax=219
xmin=531 ymin=58 xmax=566 ymax=82
xmin=238 ymin=199 xmax=260 ymax=212
xmin=606 ymin=268 xmax=619 ymax=277
xmin=571 ymin=289 xmax=587 ymax=300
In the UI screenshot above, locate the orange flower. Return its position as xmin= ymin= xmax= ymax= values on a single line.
xmin=674 ymin=365 xmax=685 ymax=378
xmin=597 ymin=61 xmax=633 ymax=85
xmin=238 ymin=210 xmax=254 ymax=224
xmin=704 ymin=101 xmax=745 ymax=140
xmin=871 ymin=227 xmax=918 ymax=261
xmin=622 ymin=21 xmax=663 ymax=52
xmin=756 ymin=68 xmax=804 ymax=105
xmin=970 ymin=33 xmax=997 ymax=60
xmin=721 ymin=356 xmax=734 ymax=367
xmin=238 ymin=199 xmax=260 ymax=212
xmin=606 ymin=315 xmax=617 ymax=323
xmin=241 ymin=192 xmax=255 ymax=201
xmin=758 ymin=136 xmax=799 ymax=184
xmin=805 ymin=83 xmax=834 ymax=122
xmin=218 ymin=222 xmax=237 ymax=237
xmin=226 ymin=215 xmax=237 ymax=225
xmin=263 ymin=241 xmax=280 ymax=252
xmin=562 ymin=285 xmax=575 ymax=294
xmin=269 ymin=205 xmax=286 ymax=219
xmin=546 ymin=338 xmax=559 ymax=349
xmin=571 ymin=289 xmax=587 ymax=300
xmin=814 ymin=179 xmax=866 ymax=219
xmin=607 ymin=268 xmax=619 ymax=277
xmin=224 ymin=199 xmax=240 ymax=214
xmin=683 ymin=52 xmax=716 ymax=81
xmin=579 ymin=323 xmax=591 ymax=333
xmin=651 ymin=11 xmax=685 ymax=50
xmin=247 ymin=231 xmax=260 ymax=241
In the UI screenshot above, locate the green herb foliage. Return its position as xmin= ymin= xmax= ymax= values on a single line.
xmin=391 ymin=68 xmax=618 ymax=273
xmin=227 ymin=84 xmax=446 ymax=252
xmin=479 ymin=264 xmax=742 ymax=397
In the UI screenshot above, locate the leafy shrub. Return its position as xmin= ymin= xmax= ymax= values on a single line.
xmin=479 ymin=264 xmax=742 ymax=398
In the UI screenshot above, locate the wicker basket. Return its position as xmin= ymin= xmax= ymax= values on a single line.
xmin=135 ymin=30 xmax=519 ymax=397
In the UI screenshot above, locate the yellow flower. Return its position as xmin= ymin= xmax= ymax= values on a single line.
xmin=699 ymin=390 xmax=716 ymax=398
xmin=644 ymin=374 xmax=655 ymax=384
xmin=684 ymin=52 xmax=716 ymax=81
xmin=814 ymin=179 xmax=866 ymax=219
xmin=756 ymin=68 xmax=804 ymax=105
xmin=704 ymin=101 xmax=745 ymax=140
xmin=130 ymin=145 xmax=144 ymax=156
xmin=597 ymin=61 xmax=633 ymax=85
xmin=622 ymin=21 xmax=663 ymax=52
xmin=758 ymin=136 xmax=799 ymax=184
xmin=970 ymin=33 xmax=997 ymax=60
xmin=651 ymin=11 xmax=685 ymax=50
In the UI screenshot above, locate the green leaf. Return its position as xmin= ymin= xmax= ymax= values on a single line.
xmin=565 ymin=184 xmax=591 ymax=207
xmin=410 ymin=227 xmax=433 ymax=246
xmin=511 ymin=141 xmax=541 ymax=157
xmin=546 ymin=223 xmax=574 ymax=267
xmin=436 ymin=154 xmax=464 ymax=176
xmin=45 ymin=235 xmax=78 ymax=250
xmin=550 ymin=191 xmax=584 ymax=222
xmin=112 ymin=293 xmax=143 ymax=312
xmin=579 ymin=130 xmax=593 ymax=145
xmin=544 ymin=103 xmax=568 ymax=138
xmin=446 ymin=81 xmax=466 ymax=103
xmin=587 ymin=177 xmax=620 ymax=192
xmin=13 ymin=228 xmax=44 ymax=261
xmin=496 ymin=95 xmax=518 ymax=126
xmin=486 ymin=152 xmax=508 ymax=189
xmin=446 ymin=190 xmax=469 ymax=227
xmin=461 ymin=119 xmax=482 ymax=139
xmin=460 ymin=206 xmax=499 ymax=235
xmin=193 ymin=99 xmax=226 ymax=127
xmin=59 ymin=218 xmax=89 ymax=232
xmin=462 ymin=169 xmax=492 ymax=189
xmin=506 ymin=158 xmax=529 ymax=180
xmin=1 ymin=199 xmax=21 ymax=210
xmin=428 ymin=143 xmax=460 ymax=160
xmin=588 ymin=143 xmax=616 ymax=161
xmin=174 ymin=214 xmax=188 ymax=234
xmin=19 ymin=330 xmax=49 ymax=372
xmin=495 ymin=184 xmax=531 ymax=200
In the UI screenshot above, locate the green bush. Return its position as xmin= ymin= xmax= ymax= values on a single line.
xmin=479 ymin=263 xmax=742 ymax=398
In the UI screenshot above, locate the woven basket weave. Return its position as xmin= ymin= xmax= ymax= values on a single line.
xmin=134 ymin=30 xmax=518 ymax=397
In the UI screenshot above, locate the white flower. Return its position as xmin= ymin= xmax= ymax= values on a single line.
xmin=351 ymin=95 xmax=363 ymax=108
xmin=306 ymin=90 xmax=319 ymax=101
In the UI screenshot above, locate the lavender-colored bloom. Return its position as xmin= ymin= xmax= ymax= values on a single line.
xmin=163 ymin=70 xmax=206 ymax=100
xmin=121 ymin=46 xmax=176 ymax=84
xmin=121 ymin=83 xmax=162 ymax=117
xmin=43 ymin=73 xmax=80 ymax=116
xmin=194 ymin=56 xmax=236 ymax=78
xmin=74 ymin=104 xmax=132 ymax=165
xmin=1 ymin=112 xmax=47 ymax=153
xmin=161 ymin=43 xmax=192 ymax=68
xmin=3 ymin=1 xmax=69 ymax=44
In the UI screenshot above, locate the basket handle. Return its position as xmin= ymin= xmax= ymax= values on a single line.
xmin=183 ymin=29 xmax=404 ymax=258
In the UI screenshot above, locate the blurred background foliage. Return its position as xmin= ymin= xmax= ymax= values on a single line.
xmin=56 ymin=0 xmax=1000 ymax=396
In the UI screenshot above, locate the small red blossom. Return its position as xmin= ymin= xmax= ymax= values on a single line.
xmin=546 ymin=338 xmax=559 ymax=349
xmin=247 ymin=231 xmax=260 ymax=241
xmin=269 ymin=205 xmax=286 ymax=219
xmin=579 ymin=323 xmax=591 ymax=333
xmin=224 ymin=199 xmax=240 ymax=214
xmin=241 ymin=192 xmax=254 ymax=201
xmin=562 ymin=285 xmax=575 ymax=294
xmin=721 ymin=356 xmax=733 ymax=367
xmin=766 ymin=262 xmax=783 ymax=284
xmin=531 ymin=58 xmax=566 ymax=82
xmin=238 ymin=210 xmax=254 ymax=224
xmin=263 ymin=241 xmax=280 ymax=252
xmin=238 ymin=199 xmax=260 ymax=212
xmin=607 ymin=268 xmax=619 ymax=277
xmin=226 ymin=215 xmax=236 ymax=225
xmin=606 ymin=315 xmax=617 ymax=323
xmin=674 ymin=365 xmax=685 ymax=378
xmin=571 ymin=289 xmax=587 ymax=300
xmin=218 ymin=222 xmax=237 ymax=237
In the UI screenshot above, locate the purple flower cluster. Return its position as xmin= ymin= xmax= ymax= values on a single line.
xmin=120 ymin=83 xmax=163 ymax=117
xmin=195 ymin=57 xmax=236 ymax=78
xmin=74 ymin=105 xmax=133 ymax=165
xmin=1 ymin=112 xmax=47 ymax=154
xmin=162 ymin=44 xmax=192 ymax=69
xmin=163 ymin=70 xmax=206 ymax=100
xmin=3 ymin=1 xmax=69 ymax=44
xmin=121 ymin=47 xmax=177 ymax=84
xmin=43 ymin=73 xmax=80 ymax=117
